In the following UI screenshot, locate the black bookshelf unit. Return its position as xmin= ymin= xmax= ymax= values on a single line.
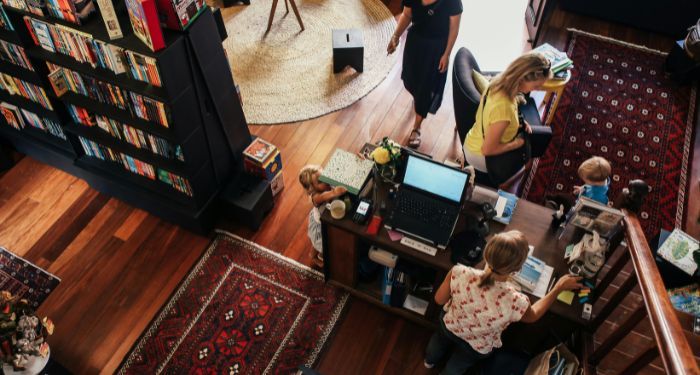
xmin=0 ymin=4 xmax=251 ymax=232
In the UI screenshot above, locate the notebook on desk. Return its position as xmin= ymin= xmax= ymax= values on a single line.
xmin=384 ymin=154 xmax=470 ymax=250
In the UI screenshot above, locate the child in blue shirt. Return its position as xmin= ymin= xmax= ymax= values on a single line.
xmin=573 ymin=156 xmax=611 ymax=205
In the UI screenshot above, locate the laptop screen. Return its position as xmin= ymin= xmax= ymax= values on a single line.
xmin=403 ymin=155 xmax=468 ymax=203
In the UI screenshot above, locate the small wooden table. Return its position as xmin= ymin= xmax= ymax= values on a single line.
xmin=266 ymin=0 xmax=304 ymax=32
xmin=540 ymin=70 xmax=572 ymax=125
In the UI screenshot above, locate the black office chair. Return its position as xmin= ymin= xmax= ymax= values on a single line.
xmin=452 ymin=47 xmax=544 ymax=195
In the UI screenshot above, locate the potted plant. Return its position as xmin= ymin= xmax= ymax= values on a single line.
xmin=370 ymin=137 xmax=401 ymax=182
xmin=0 ymin=291 xmax=53 ymax=372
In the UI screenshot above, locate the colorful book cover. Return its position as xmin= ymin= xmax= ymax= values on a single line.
xmin=155 ymin=0 xmax=205 ymax=30
xmin=30 ymin=19 xmax=56 ymax=52
xmin=668 ymin=284 xmax=700 ymax=317
xmin=96 ymin=0 xmax=123 ymax=39
xmin=0 ymin=101 xmax=24 ymax=129
xmin=658 ymin=229 xmax=700 ymax=276
xmin=243 ymin=137 xmax=276 ymax=164
xmin=126 ymin=0 xmax=165 ymax=52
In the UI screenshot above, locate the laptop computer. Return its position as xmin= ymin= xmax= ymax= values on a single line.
xmin=385 ymin=154 xmax=470 ymax=249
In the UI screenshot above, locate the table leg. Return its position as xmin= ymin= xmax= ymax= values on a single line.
xmin=266 ymin=0 xmax=279 ymax=33
xmin=545 ymin=87 xmax=564 ymax=125
xmin=288 ymin=0 xmax=305 ymax=31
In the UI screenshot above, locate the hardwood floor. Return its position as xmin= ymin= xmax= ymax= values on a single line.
xmin=0 ymin=1 xmax=696 ymax=374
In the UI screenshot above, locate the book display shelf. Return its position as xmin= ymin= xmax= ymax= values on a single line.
xmin=0 ymin=3 xmax=251 ymax=232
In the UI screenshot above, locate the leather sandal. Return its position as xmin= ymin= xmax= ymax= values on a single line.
xmin=408 ymin=129 xmax=421 ymax=148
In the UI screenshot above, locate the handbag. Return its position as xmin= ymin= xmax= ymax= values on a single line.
xmin=481 ymin=89 xmax=529 ymax=185
xmin=525 ymin=124 xmax=552 ymax=158
xmin=524 ymin=343 xmax=579 ymax=375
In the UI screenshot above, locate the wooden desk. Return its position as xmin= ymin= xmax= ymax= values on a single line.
xmin=321 ymin=185 xmax=587 ymax=328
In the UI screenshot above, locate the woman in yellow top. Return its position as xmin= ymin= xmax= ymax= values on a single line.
xmin=463 ymin=53 xmax=552 ymax=175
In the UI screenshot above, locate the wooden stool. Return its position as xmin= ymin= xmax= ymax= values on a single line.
xmin=266 ymin=0 xmax=304 ymax=32
xmin=540 ymin=69 xmax=571 ymax=125
xmin=332 ymin=29 xmax=364 ymax=73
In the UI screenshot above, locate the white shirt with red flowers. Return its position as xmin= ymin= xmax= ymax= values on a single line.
xmin=442 ymin=264 xmax=530 ymax=354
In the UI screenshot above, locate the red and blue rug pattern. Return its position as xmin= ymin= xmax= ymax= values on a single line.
xmin=524 ymin=30 xmax=697 ymax=239
xmin=0 ymin=247 xmax=60 ymax=308
xmin=118 ymin=231 xmax=348 ymax=374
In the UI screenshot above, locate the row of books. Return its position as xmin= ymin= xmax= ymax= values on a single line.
xmin=1 ymin=0 xmax=42 ymax=18
xmin=381 ymin=267 xmax=430 ymax=315
xmin=24 ymin=16 xmax=162 ymax=86
xmin=0 ymin=39 xmax=33 ymax=70
xmin=46 ymin=62 xmax=169 ymax=127
xmin=0 ymin=5 xmax=13 ymax=30
xmin=1 ymin=0 xmax=79 ymax=23
xmin=78 ymin=135 xmax=192 ymax=195
xmin=67 ymin=103 xmax=183 ymax=161
xmin=0 ymin=101 xmax=65 ymax=139
xmin=0 ymin=72 xmax=52 ymax=109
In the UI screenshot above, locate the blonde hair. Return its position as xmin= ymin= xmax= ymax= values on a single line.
xmin=299 ymin=165 xmax=322 ymax=195
xmin=489 ymin=52 xmax=553 ymax=103
xmin=479 ymin=231 xmax=530 ymax=287
xmin=578 ymin=156 xmax=611 ymax=183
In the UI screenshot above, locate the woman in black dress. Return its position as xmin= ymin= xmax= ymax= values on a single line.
xmin=387 ymin=0 xmax=462 ymax=148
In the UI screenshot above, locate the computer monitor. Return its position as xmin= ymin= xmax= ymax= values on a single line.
xmin=402 ymin=155 xmax=469 ymax=203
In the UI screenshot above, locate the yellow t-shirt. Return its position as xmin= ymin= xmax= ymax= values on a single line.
xmin=464 ymin=90 xmax=519 ymax=155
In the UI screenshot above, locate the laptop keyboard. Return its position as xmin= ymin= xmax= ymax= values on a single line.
xmin=395 ymin=191 xmax=456 ymax=229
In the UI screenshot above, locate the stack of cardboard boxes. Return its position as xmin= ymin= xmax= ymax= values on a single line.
xmin=242 ymin=137 xmax=284 ymax=196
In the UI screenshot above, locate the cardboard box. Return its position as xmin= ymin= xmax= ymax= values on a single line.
xmin=243 ymin=137 xmax=282 ymax=181
xmin=244 ymin=150 xmax=282 ymax=181
xmin=270 ymin=171 xmax=284 ymax=196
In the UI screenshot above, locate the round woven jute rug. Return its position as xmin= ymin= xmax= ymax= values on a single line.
xmin=223 ymin=0 xmax=397 ymax=124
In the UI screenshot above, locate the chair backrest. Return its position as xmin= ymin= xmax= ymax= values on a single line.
xmin=452 ymin=47 xmax=482 ymax=143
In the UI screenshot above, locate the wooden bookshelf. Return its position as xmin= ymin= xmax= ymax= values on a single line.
xmin=0 ymin=5 xmax=250 ymax=232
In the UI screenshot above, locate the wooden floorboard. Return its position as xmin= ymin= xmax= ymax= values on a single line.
xmin=0 ymin=1 xmax=696 ymax=374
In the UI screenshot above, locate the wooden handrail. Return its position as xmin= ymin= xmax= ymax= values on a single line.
xmin=622 ymin=209 xmax=700 ymax=375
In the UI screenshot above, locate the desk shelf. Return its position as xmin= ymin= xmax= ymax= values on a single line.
xmin=331 ymin=279 xmax=438 ymax=329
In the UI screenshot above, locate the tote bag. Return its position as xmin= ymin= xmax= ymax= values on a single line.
xmin=524 ymin=343 xmax=579 ymax=375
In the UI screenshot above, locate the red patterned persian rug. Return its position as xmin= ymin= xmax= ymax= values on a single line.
xmin=523 ymin=30 xmax=697 ymax=239
xmin=118 ymin=231 xmax=348 ymax=374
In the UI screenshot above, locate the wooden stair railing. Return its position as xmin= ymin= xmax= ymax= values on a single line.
xmin=583 ymin=180 xmax=700 ymax=375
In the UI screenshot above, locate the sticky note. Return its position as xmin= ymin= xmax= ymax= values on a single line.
xmin=557 ymin=291 xmax=575 ymax=305
xmin=387 ymin=230 xmax=404 ymax=241
xmin=584 ymin=280 xmax=595 ymax=288
xmin=580 ymin=297 xmax=589 ymax=303
xmin=580 ymin=288 xmax=591 ymax=294
xmin=578 ymin=292 xmax=589 ymax=297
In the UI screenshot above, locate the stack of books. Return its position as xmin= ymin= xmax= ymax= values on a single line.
xmin=0 ymin=39 xmax=33 ymax=71
xmin=532 ymin=43 xmax=573 ymax=77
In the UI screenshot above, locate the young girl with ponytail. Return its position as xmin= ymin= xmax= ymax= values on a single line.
xmin=424 ymin=230 xmax=582 ymax=374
